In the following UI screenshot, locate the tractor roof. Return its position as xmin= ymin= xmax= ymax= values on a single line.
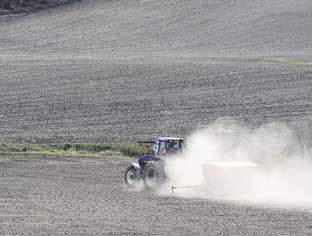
xmin=158 ymin=137 xmax=183 ymax=141
xmin=138 ymin=137 xmax=183 ymax=144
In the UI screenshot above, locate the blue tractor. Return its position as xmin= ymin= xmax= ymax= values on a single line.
xmin=124 ymin=137 xmax=184 ymax=189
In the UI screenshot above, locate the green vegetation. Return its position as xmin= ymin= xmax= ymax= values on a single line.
xmin=0 ymin=142 xmax=153 ymax=158
xmin=255 ymin=58 xmax=312 ymax=67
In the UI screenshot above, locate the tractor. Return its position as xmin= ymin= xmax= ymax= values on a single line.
xmin=124 ymin=137 xmax=184 ymax=189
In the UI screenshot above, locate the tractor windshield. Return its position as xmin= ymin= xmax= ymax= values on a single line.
xmin=167 ymin=140 xmax=183 ymax=155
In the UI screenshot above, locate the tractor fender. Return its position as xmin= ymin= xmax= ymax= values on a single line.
xmin=129 ymin=162 xmax=141 ymax=171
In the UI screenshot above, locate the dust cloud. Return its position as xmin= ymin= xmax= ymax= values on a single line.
xmin=164 ymin=119 xmax=312 ymax=208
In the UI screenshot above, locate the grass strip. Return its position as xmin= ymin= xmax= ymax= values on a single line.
xmin=255 ymin=58 xmax=312 ymax=67
xmin=0 ymin=142 xmax=153 ymax=158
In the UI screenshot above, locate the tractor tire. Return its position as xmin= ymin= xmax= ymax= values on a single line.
xmin=124 ymin=166 xmax=140 ymax=188
xmin=143 ymin=162 xmax=166 ymax=190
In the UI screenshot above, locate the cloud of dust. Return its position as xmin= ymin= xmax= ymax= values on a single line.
xmin=163 ymin=119 xmax=312 ymax=208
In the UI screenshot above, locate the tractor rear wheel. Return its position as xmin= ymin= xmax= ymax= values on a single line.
xmin=143 ymin=162 xmax=166 ymax=190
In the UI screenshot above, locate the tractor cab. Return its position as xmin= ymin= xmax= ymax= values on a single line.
xmin=153 ymin=137 xmax=184 ymax=158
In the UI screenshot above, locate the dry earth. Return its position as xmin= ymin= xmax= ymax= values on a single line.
xmin=0 ymin=0 xmax=312 ymax=142
xmin=1 ymin=155 xmax=312 ymax=236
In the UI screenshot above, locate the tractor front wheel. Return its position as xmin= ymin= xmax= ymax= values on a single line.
xmin=125 ymin=166 xmax=140 ymax=188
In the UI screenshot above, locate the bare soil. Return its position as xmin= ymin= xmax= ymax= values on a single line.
xmin=0 ymin=0 xmax=312 ymax=143
xmin=1 ymin=155 xmax=312 ymax=236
